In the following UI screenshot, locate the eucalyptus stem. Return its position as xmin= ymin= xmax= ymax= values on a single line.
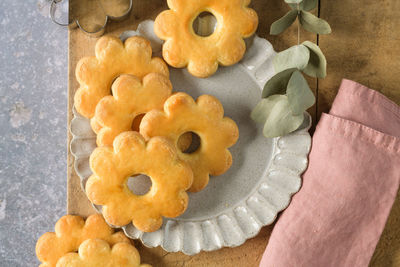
xmin=253 ymin=0 xmax=331 ymax=138
xmin=297 ymin=3 xmax=300 ymax=45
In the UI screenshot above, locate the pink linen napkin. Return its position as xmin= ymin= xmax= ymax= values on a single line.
xmin=260 ymin=79 xmax=400 ymax=267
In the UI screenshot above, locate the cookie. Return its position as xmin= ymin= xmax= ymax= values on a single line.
xmin=90 ymin=78 xmax=192 ymax=150
xmin=56 ymin=239 xmax=151 ymax=267
xmin=85 ymin=132 xmax=193 ymax=232
xmin=140 ymin=92 xmax=239 ymax=192
xmin=154 ymin=0 xmax=258 ymax=77
xmin=90 ymin=117 xmax=103 ymax=134
xmin=74 ymin=36 xmax=169 ymax=118
xmin=35 ymin=214 xmax=130 ymax=267
xmin=92 ymin=73 xmax=172 ymax=147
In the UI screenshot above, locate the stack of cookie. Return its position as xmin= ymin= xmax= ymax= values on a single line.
xmin=69 ymin=0 xmax=261 ymax=234
xmin=73 ymin=35 xmax=239 ymax=233
xmin=37 ymin=0 xmax=259 ymax=264
xmin=36 ymin=214 xmax=150 ymax=267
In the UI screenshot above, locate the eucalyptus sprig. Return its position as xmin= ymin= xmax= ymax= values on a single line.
xmin=251 ymin=0 xmax=331 ymax=138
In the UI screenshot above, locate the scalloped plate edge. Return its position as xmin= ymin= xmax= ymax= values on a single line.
xmin=69 ymin=20 xmax=312 ymax=255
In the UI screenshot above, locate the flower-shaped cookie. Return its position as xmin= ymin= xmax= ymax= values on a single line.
xmin=56 ymin=239 xmax=150 ymax=267
xmin=86 ymin=132 xmax=193 ymax=232
xmin=140 ymin=93 xmax=239 ymax=192
xmin=154 ymin=0 xmax=258 ymax=77
xmin=35 ymin=214 xmax=130 ymax=267
xmin=92 ymin=73 xmax=172 ymax=147
xmin=74 ymin=36 xmax=169 ymax=118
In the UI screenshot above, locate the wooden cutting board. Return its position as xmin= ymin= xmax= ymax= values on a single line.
xmin=67 ymin=1 xmax=400 ymax=266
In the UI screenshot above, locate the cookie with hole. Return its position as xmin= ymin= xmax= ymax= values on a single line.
xmin=140 ymin=92 xmax=239 ymax=192
xmin=74 ymin=35 xmax=169 ymax=118
xmin=91 ymin=73 xmax=172 ymax=147
xmin=154 ymin=0 xmax=258 ymax=78
xmin=85 ymin=131 xmax=193 ymax=232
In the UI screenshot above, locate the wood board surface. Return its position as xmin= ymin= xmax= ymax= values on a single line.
xmin=67 ymin=0 xmax=400 ymax=266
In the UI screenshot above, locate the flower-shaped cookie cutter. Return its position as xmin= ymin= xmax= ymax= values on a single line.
xmin=50 ymin=0 xmax=133 ymax=37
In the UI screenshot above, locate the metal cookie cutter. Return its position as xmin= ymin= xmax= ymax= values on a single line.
xmin=50 ymin=0 xmax=133 ymax=37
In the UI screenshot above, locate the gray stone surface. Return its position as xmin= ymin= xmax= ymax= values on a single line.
xmin=0 ymin=1 xmax=68 ymax=266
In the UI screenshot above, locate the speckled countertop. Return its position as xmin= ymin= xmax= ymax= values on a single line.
xmin=0 ymin=1 xmax=67 ymax=266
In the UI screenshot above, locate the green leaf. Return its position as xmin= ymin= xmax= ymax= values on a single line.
xmin=263 ymin=96 xmax=304 ymax=137
xmin=251 ymin=95 xmax=281 ymax=124
xmin=285 ymin=0 xmax=303 ymax=3
xmin=286 ymin=70 xmax=315 ymax=115
xmin=262 ymin=68 xmax=297 ymax=98
xmin=302 ymin=41 xmax=327 ymax=78
xmin=289 ymin=0 xmax=318 ymax=11
xmin=251 ymin=95 xmax=304 ymax=138
xmin=299 ymin=11 xmax=331 ymax=34
xmin=270 ymin=10 xmax=298 ymax=35
xmin=273 ymin=45 xmax=310 ymax=73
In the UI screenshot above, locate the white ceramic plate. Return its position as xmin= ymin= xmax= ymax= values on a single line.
xmin=70 ymin=20 xmax=312 ymax=255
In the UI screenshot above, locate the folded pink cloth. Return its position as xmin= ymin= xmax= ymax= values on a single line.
xmin=260 ymin=79 xmax=400 ymax=267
